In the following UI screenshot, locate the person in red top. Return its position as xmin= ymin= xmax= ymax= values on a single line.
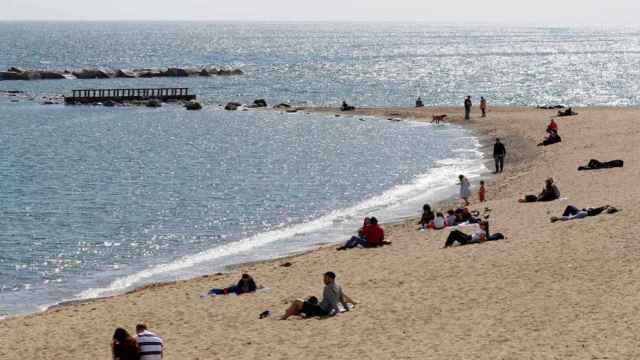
xmin=337 ymin=217 xmax=386 ymax=250
xmin=547 ymin=119 xmax=558 ymax=133
xmin=361 ymin=217 xmax=384 ymax=247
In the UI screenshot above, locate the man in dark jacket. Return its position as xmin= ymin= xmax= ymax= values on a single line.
xmin=464 ymin=96 xmax=472 ymax=120
xmin=493 ymin=138 xmax=506 ymax=173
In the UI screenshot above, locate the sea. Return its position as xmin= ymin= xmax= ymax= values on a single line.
xmin=1 ymin=22 xmax=639 ymax=316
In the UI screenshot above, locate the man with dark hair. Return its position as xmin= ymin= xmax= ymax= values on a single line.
xmin=464 ymin=96 xmax=472 ymax=120
xmin=281 ymin=272 xmax=356 ymax=319
xmin=136 ymin=324 xmax=163 ymax=360
xmin=493 ymin=138 xmax=506 ymax=173
xmin=337 ymin=216 xmax=385 ymax=250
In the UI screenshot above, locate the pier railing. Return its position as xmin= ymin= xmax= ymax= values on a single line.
xmin=64 ymin=87 xmax=196 ymax=104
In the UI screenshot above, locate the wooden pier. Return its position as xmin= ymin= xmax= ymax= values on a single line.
xmin=64 ymin=87 xmax=196 ymax=104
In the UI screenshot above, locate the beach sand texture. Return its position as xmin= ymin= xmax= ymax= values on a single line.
xmin=2 ymin=106 xmax=640 ymax=359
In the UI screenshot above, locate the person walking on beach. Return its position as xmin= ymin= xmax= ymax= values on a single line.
xmin=136 ymin=324 xmax=163 ymax=360
xmin=493 ymin=138 xmax=506 ymax=173
xmin=480 ymin=96 xmax=487 ymax=117
xmin=458 ymin=175 xmax=471 ymax=206
xmin=464 ymin=96 xmax=472 ymax=120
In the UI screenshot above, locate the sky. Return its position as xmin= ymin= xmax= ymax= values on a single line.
xmin=2 ymin=0 xmax=640 ymax=25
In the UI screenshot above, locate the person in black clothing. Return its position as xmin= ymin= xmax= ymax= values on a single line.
xmin=207 ymin=273 xmax=257 ymax=296
xmin=464 ymin=96 xmax=472 ymax=120
xmin=493 ymin=138 xmax=506 ymax=173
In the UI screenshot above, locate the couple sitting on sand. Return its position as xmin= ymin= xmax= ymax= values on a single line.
xmin=112 ymin=324 xmax=163 ymax=360
xmin=281 ymin=271 xmax=357 ymax=320
xmin=443 ymin=220 xmax=505 ymax=248
xmin=337 ymin=217 xmax=389 ymax=250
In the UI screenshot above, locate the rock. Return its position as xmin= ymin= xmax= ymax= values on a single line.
xmin=273 ymin=103 xmax=291 ymax=109
xmin=163 ymin=68 xmax=189 ymax=77
xmin=115 ymin=69 xmax=136 ymax=78
xmin=72 ymin=68 xmax=114 ymax=79
xmin=251 ymin=99 xmax=267 ymax=108
xmin=285 ymin=109 xmax=298 ymax=113
xmin=230 ymin=69 xmax=243 ymax=75
xmin=146 ymin=99 xmax=162 ymax=108
xmin=198 ymin=69 xmax=211 ymax=77
xmin=136 ymin=70 xmax=162 ymax=78
xmin=39 ymin=71 xmax=67 ymax=80
xmin=0 ymin=71 xmax=28 ymax=80
xmin=225 ymin=102 xmax=241 ymax=111
xmin=8 ymin=67 xmax=25 ymax=73
xmin=184 ymin=101 xmax=202 ymax=110
xmin=103 ymin=100 xmax=116 ymax=107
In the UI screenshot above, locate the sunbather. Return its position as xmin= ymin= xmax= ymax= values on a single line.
xmin=578 ymin=159 xmax=624 ymax=171
xmin=519 ymin=178 xmax=560 ymax=202
xmin=208 ymin=273 xmax=257 ymax=296
xmin=281 ymin=272 xmax=356 ymax=319
xmin=338 ymin=217 xmax=387 ymax=250
xmin=550 ymin=205 xmax=618 ymax=222
xmin=443 ymin=221 xmax=503 ymax=247
xmin=557 ymin=107 xmax=577 ymax=117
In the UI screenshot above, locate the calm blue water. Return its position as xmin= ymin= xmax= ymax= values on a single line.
xmin=1 ymin=22 xmax=638 ymax=315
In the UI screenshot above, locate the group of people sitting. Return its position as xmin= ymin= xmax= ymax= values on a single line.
xmin=281 ymin=271 xmax=357 ymax=319
xmin=418 ymin=204 xmax=482 ymax=230
xmin=112 ymin=324 xmax=163 ymax=360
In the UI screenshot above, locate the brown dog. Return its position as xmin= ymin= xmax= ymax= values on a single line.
xmin=432 ymin=114 xmax=447 ymax=124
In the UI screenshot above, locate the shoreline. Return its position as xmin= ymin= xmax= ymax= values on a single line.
xmin=1 ymin=107 xmax=495 ymax=319
xmin=3 ymin=105 xmax=639 ymax=359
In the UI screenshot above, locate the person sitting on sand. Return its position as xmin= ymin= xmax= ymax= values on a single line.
xmin=479 ymin=180 xmax=486 ymax=202
xmin=457 ymin=207 xmax=480 ymax=224
xmin=136 ymin=324 xmax=163 ymax=360
xmin=418 ymin=204 xmax=435 ymax=229
xmin=444 ymin=220 xmax=503 ymax=247
xmin=430 ymin=212 xmax=446 ymax=229
xmin=416 ymin=97 xmax=424 ymax=108
xmin=208 ymin=273 xmax=258 ymax=296
xmin=281 ymin=272 xmax=357 ymax=319
xmin=112 ymin=328 xmax=140 ymax=360
xmin=338 ymin=217 xmax=386 ymax=250
xmin=537 ymin=129 xmax=562 ymax=146
xmin=340 ymin=101 xmax=355 ymax=111
xmin=547 ymin=118 xmax=558 ymax=133
xmin=550 ymin=205 xmax=618 ymax=222
xmin=337 ymin=217 xmax=370 ymax=249
xmin=519 ymin=178 xmax=560 ymax=203
xmin=557 ymin=107 xmax=577 ymax=117
xmin=445 ymin=209 xmax=457 ymax=226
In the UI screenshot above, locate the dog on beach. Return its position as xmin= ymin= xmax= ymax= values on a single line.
xmin=432 ymin=114 xmax=447 ymax=124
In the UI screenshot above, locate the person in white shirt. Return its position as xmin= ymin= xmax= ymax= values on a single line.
xmin=136 ymin=324 xmax=163 ymax=360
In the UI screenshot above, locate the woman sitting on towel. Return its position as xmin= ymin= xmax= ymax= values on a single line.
xmin=208 ymin=273 xmax=257 ymax=296
xmin=519 ymin=178 xmax=560 ymax=203
xmin=444 ymin=220 xmax=503 ymax=247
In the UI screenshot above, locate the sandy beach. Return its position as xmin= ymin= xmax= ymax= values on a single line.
xmin=2 ymin=105 xmax=640 ymax=359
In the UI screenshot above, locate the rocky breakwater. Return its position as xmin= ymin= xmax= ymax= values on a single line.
xmin=0 ymin=67 xmax=243 ymax=81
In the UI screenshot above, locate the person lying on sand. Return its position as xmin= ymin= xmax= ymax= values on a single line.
xmin=550 ymin=205 xmax=618 ymax=222
xmin=519 ymin=178 xmax=560 ymax=202
xmin=557 ymin=107 xmax=577 ymax=117
xmin=578 ymin=159 xmax=624 ymax=171
xmin=538 ymin=129 xmax=562 ymax=146
xmin=281 ymin=272 xmax=357 ymax=320
xmin=443 ymin=221 xmax=504 ymax=248
xmin=207 ymin=273 xmax=258 ymax=296
xmin=337 ymin=217 xmax=388 ymax=250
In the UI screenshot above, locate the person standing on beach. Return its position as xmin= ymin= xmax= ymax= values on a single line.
xmin=493 ymin=138 xmax=506 ymax=173
xmin=480 ymin=97 xmax=487 ymax=117
xmin=458 ymin=175 xmax=471 ymax=206
xmin=464 ymin=96 xmax=472 ymax=120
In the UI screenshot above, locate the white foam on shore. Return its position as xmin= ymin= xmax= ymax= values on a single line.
xmin=74 ymin=123 xmax=489 ymax=302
